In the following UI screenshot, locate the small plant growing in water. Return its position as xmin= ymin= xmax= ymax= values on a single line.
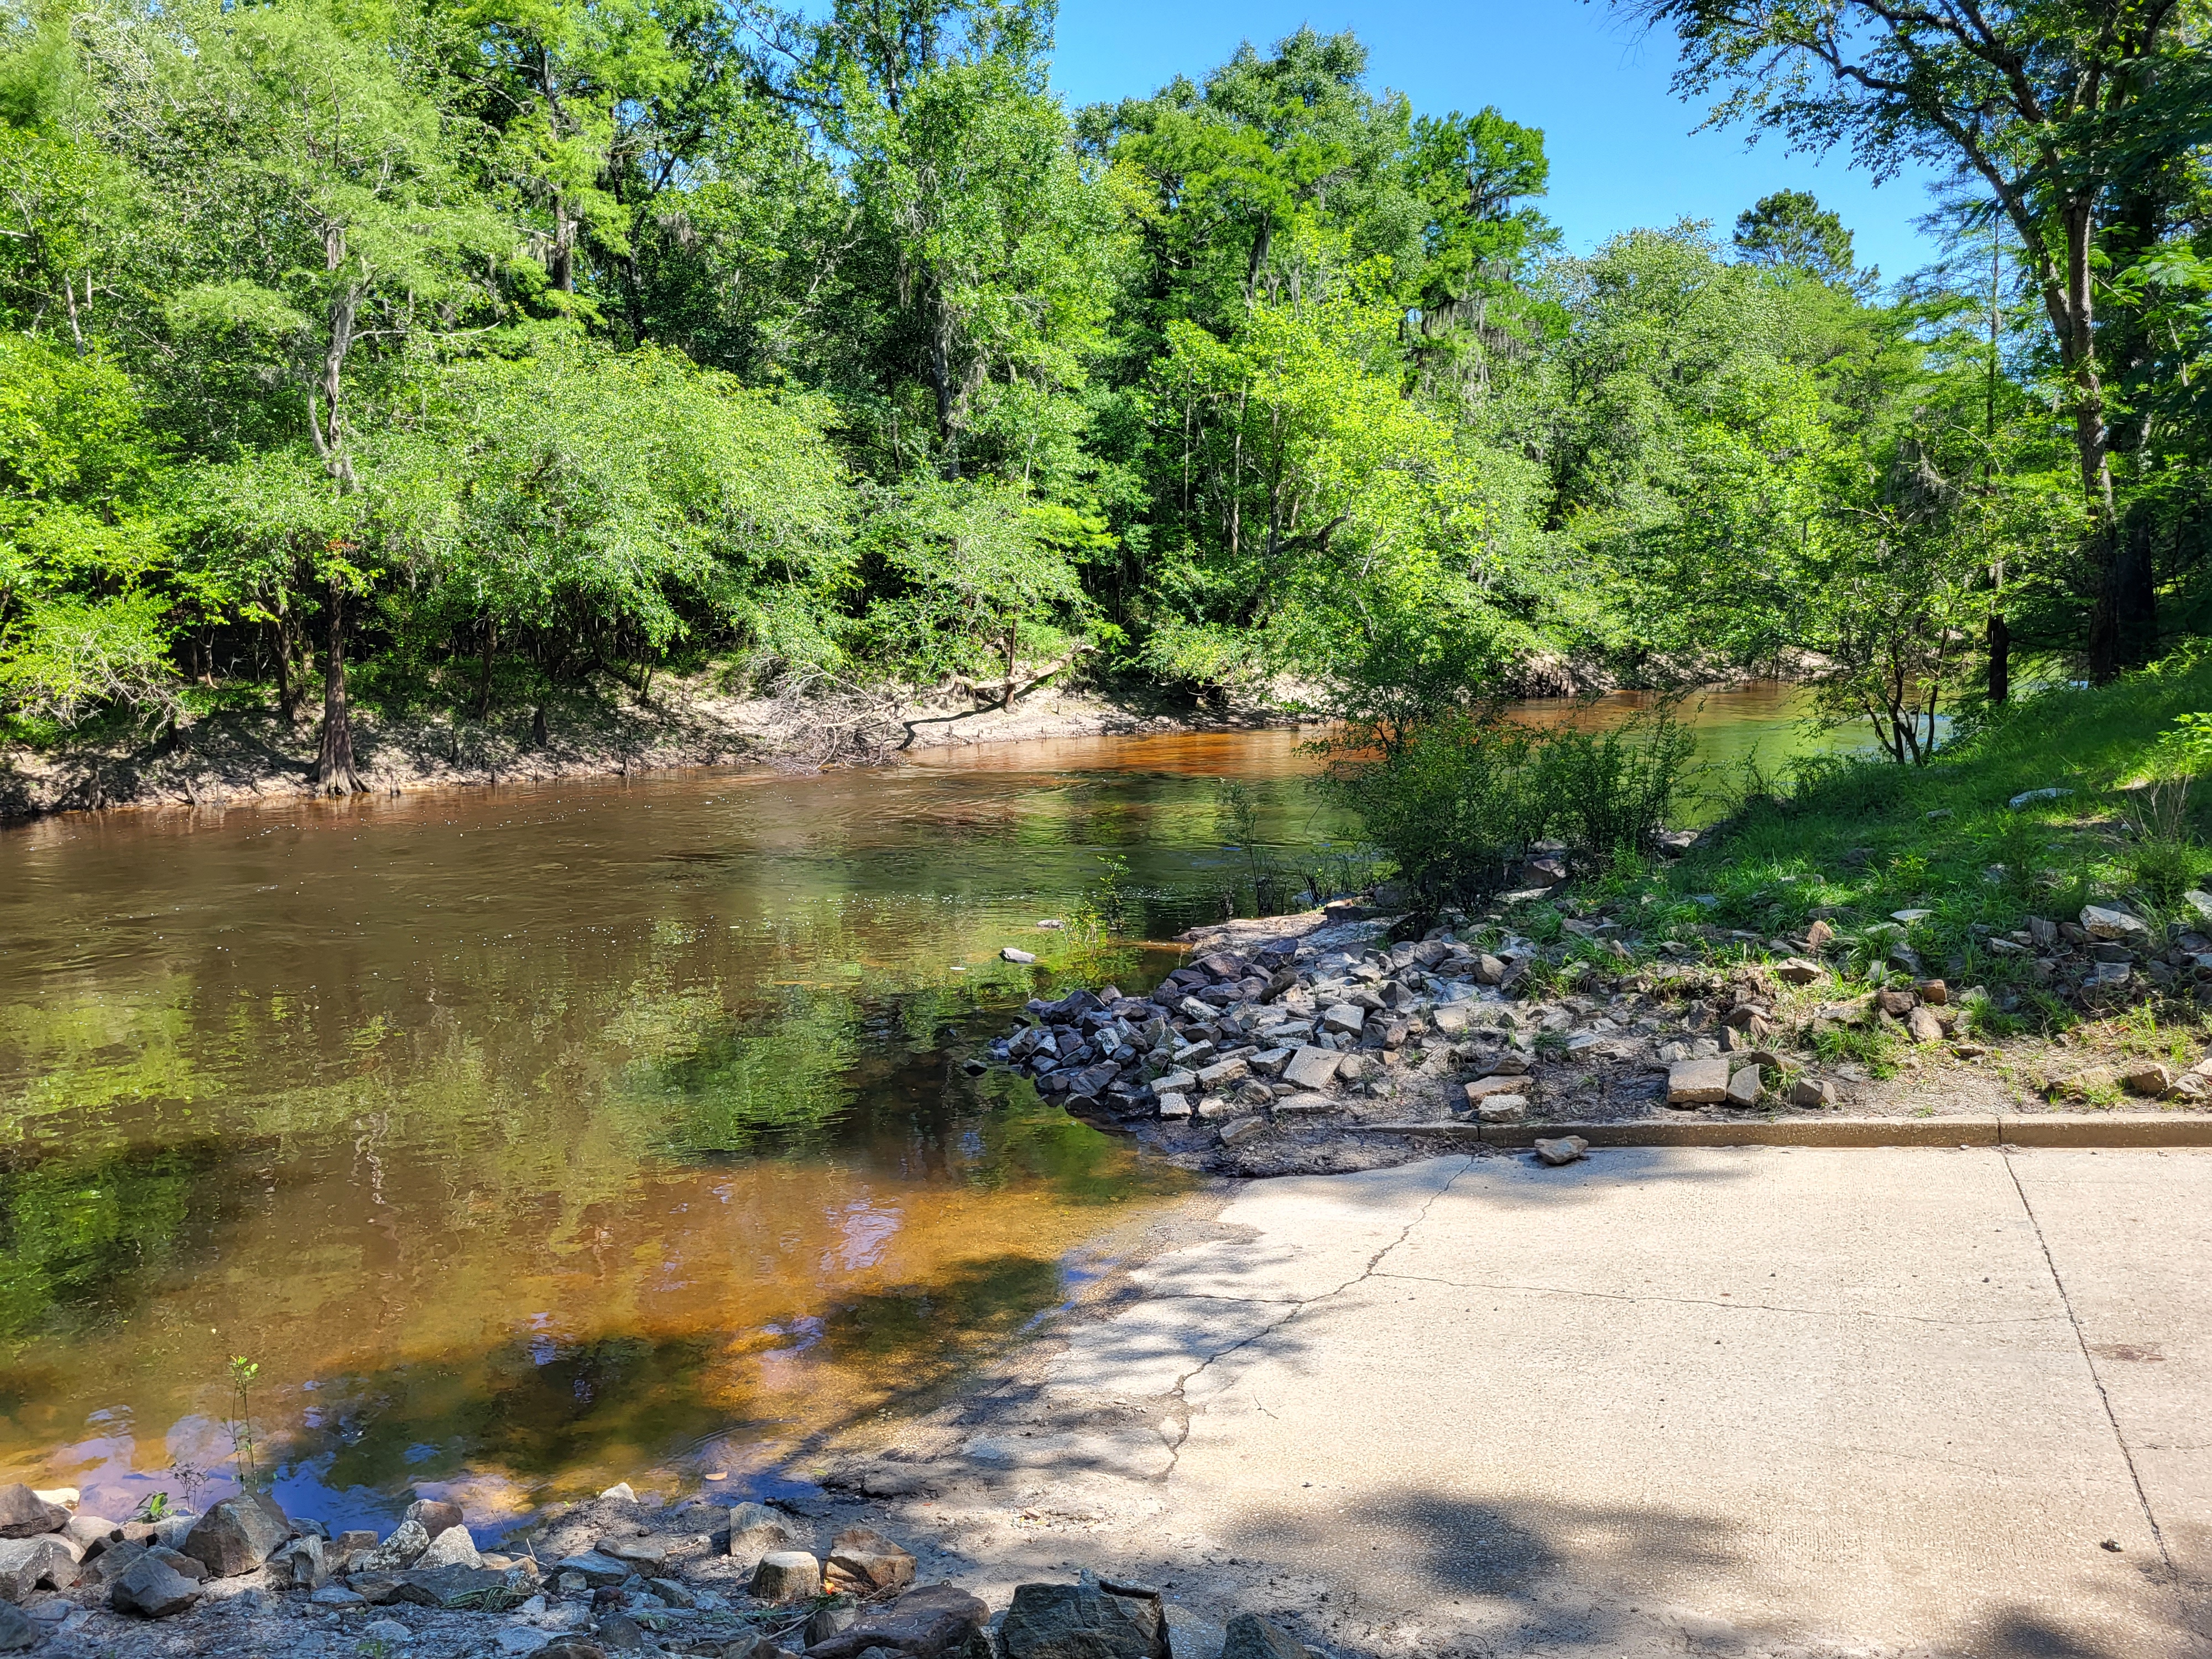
xmin=226 ymin=1355 xmax=265 ymax=1493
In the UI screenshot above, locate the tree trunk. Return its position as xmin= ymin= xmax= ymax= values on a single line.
xmin=1986 ymin=611 xmax=2010 ymax=706
xmin=314 ymin=582 xmax=363 ymax=795
xmin=475 ymin=618 xmax=497 ymax=719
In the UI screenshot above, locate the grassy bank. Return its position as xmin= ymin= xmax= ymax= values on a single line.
xmin=1427 ymin=653 xmax=2212 ymax=1102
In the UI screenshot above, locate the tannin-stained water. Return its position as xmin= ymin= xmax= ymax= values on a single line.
xmin=0 ymin=690 xmax=1830 ymax=1534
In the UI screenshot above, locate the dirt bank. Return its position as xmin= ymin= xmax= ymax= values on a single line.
xmin=0 ymin=678 xmax=1305 ymax=822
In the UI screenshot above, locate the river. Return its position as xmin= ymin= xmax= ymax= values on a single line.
xmin=0 ymin=685 xmax=1835 ymax=1535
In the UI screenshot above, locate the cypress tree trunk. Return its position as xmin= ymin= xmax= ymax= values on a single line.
xmin=314 ymin=582 xmax=363 ymax=794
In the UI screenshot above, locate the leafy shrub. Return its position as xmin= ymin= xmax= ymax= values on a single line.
xmin=1324 ymin=710 xmax=1695 ymax=906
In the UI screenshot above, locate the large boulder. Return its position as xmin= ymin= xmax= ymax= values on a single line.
xmin=0 ymin=1536 xmax=74 ymax=1601
xmin=825 ymin=1525 xmax=915 ymax=1595
xmin=1222 ymin=1614 xmax=1313 ymax=1659
xmin=1000 ymin=1579 xmax=1168 ymax=1659
xmin=0 ymin=1487 xmax=66 ymax=1540
xmin=0 ymin=1603 xmax=35 ymax=1653
xmin=109 ymin=1552 xmax=201 ymax=1618
xmin=181 ymin=1492 xmax=289 ymax=1578
xmin=805 ymin=1583 xmax=990 ymax=1659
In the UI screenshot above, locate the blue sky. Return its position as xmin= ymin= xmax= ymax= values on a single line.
xmin=1046 ymin=0 xmax=1950 ymax=284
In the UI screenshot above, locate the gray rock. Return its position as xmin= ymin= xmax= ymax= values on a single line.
xmin=597 ymin=1613 xmax=649 ymax=1650
xmin=0 ymin=1604 xmax=34 ymax=1653
xmin=181 ymin=1491 xmax=289 ymax=1578
xmin=806 ymin=1604 xmax=858 ymax=1646
xmin=87 ymin=1540 xmax=148 ymax=1585
xmin=356 ymin=1517 xmax=432 ymax=1573
xmin=1001 ymin=1579 xmax=1167 ymax=1659
xmin=750 ymin=1550 xmax=821 ymax=1600
xmin=807 ymin=1583 xmax=992 ymax=1659
xmin=110 ymin=1552 xmax=200 ymax=1618
xmin=1161 ymin=1605 xmax=1227 ymax=1659
xmin=1533 ymin=1136 xmax=1589 ymax=1166
xmin=552 ymin=1551 xmax=633 ymax=1588
xmin=1320 ymin=1004 xmax=1366 ymax=1036
xmin=1219 ymin=1117 xmax=1266 ymax=1147
xmin=414 ymin=1523 xmax=481 ymax=1569
xmin=1154 ymin=1091 xmax=1192 ymax=1120
xmin=2081 ymin=904 xmax=2152 ymax=943
xmin=147 ymin=1545 xmax=205 ymax=1582
xmin=1002 ymin=948 xmax=1037 ymax=964
xmin=0 ymin=1488 xmax=65 ymax=1541
xmin=0 ymin=1535 xmax=73 ymax=1600
xmin=271 ymin=1534 xmax=329 ymax=1589
xmin=1476 ymin=1095 xmax=1528 ymax=1124
xmin=647 ymin=1575 xmax=696 ymax=1608
xmin=728 ymin=1501 xmax=796 ymax=1563
xmin=1667 ymin=1056 xmax=1730 ymax=1105
xmin=62 ymin=1514 xmax=120 ymax=1556
xmin=1194 ymin=1056 xmax=1248 ymax=1089
xmin=1723 ymin=1063 xmax=1763 ymax=1107
xmin=1905 ymin=1006 xmax=1944 ymax=1045
xmin=597 ymin=1534 xmax=665 ymax=1571
xmin=362 ymin=1618 xmax=413 ymax=1644
xmin=403 ymin=1499 xmax=465 ymax=1538
xmin=310 ymin=1583 xmax=366 ymax=1608
xmin=1222 ymin=1613 xmax=1313 ymax=1659
xmin=1789 ymin=1078 xmax=1838 ymax=1109
xmin=826 ymin=1526 xmax=915 ymax=1594
xmin=1279 ymin=1046 xmax=1340 ymax=1090
xmin=1462 ymin=1075 xmax=1522 ymax=1104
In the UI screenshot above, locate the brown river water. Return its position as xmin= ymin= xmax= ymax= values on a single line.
xmin=0 ymin=687 xmax=1832 ymax=1536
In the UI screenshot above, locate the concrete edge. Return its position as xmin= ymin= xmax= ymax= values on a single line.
xmin=1354 ymin=1114 xmax=2212 ymax=1149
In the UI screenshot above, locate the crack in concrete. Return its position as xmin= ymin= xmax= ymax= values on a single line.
xmin=2001 ymin=1148 xmax=2180 ymax=1589
xmin=1366 ymin=1270 xmax=2069 ymax=1330
xmin=1150 ymin=1157 xmax=1475 ymax=1479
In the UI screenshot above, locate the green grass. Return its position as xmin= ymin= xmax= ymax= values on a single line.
xmin=1485 ymin=648 xmax=2212 ymax=1042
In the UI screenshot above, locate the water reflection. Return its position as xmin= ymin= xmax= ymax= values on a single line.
xmin=0 ymin=699 xmax=1825 ymax=1531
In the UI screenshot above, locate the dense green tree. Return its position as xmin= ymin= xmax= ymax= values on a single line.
xmin=1733 ymin=189 xmax=1866 ymax=289
xmin=1622 ymin=0 xmax=2212 ymax=680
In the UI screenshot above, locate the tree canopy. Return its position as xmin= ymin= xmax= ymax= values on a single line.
xmin=0 ymin=0 xmax=2205 ymax=772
